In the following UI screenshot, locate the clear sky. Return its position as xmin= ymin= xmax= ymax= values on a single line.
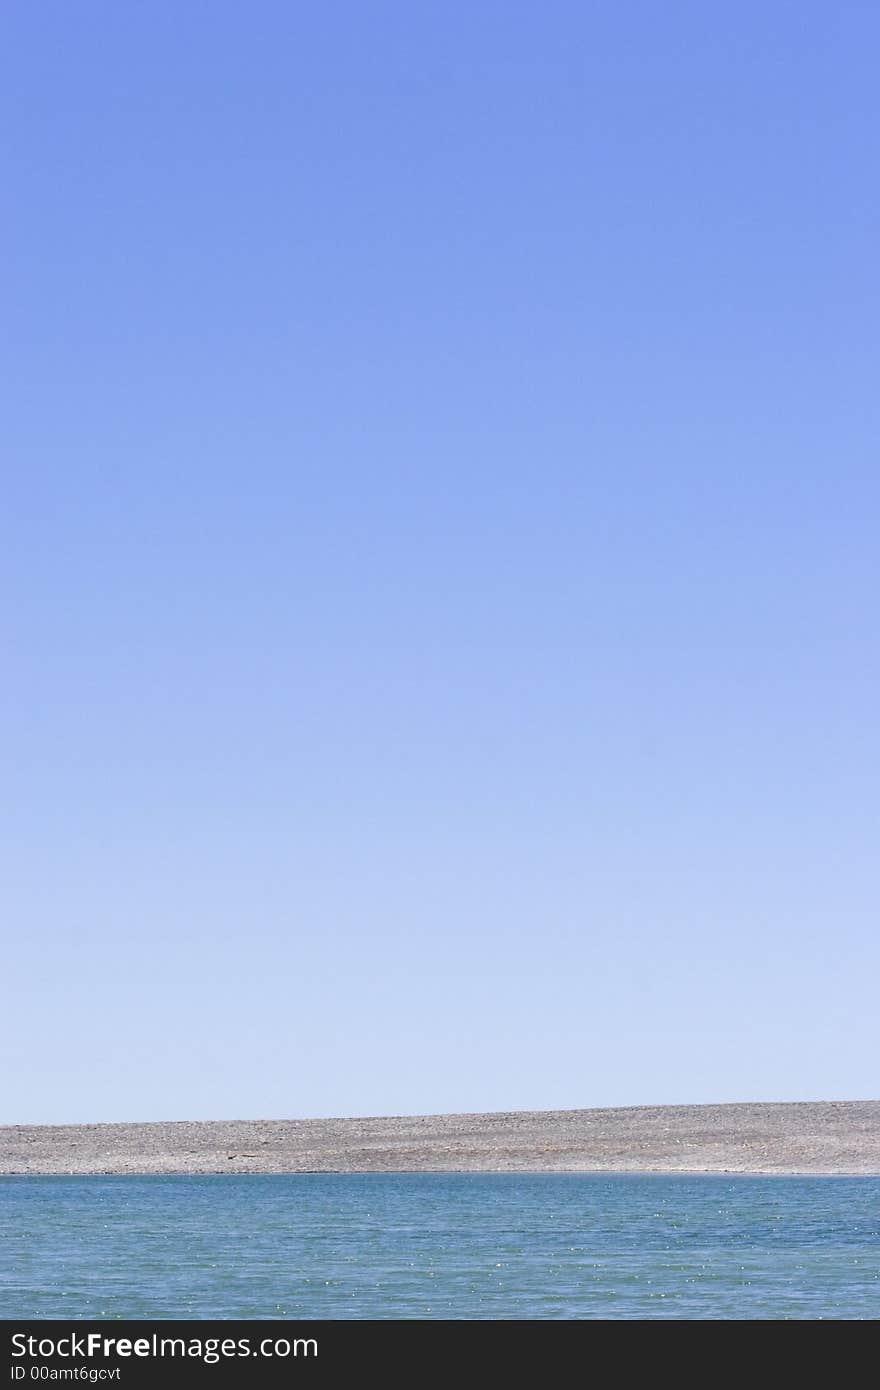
xmin=3 ymin=3 xmax=878 ymax=1124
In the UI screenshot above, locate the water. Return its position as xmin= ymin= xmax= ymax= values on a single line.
xmin=2 ymin=1174 xmax=878 ymax=1319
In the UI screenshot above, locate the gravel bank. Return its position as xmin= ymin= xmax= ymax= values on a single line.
xmin=3 ymin=1101 xmax=879 ymax=1176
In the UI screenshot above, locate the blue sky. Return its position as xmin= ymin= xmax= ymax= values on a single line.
xmin=3 ymin=3 xmax=878 ymax=1123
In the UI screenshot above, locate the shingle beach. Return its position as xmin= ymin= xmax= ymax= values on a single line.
xmin=3 ymin=1101 xmax=878 ymax=1176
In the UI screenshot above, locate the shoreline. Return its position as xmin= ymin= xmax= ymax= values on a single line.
xmin=3 ymin=1100 xmax=879 ymax=1177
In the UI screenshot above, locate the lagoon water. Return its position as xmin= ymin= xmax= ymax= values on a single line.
xmin=2 ymin=1174 xmax=878 ymax=1319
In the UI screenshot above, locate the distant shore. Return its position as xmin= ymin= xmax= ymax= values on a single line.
xmin=3 ymin=1101 xmax=879 ymax=1176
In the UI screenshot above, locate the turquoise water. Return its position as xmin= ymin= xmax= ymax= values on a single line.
xmin=2 ymin=1174 xmax=878 ymax=1319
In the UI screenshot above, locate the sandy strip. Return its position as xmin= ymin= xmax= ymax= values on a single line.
xmin=2 ymin=1101 xmax=879 ymax=1176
